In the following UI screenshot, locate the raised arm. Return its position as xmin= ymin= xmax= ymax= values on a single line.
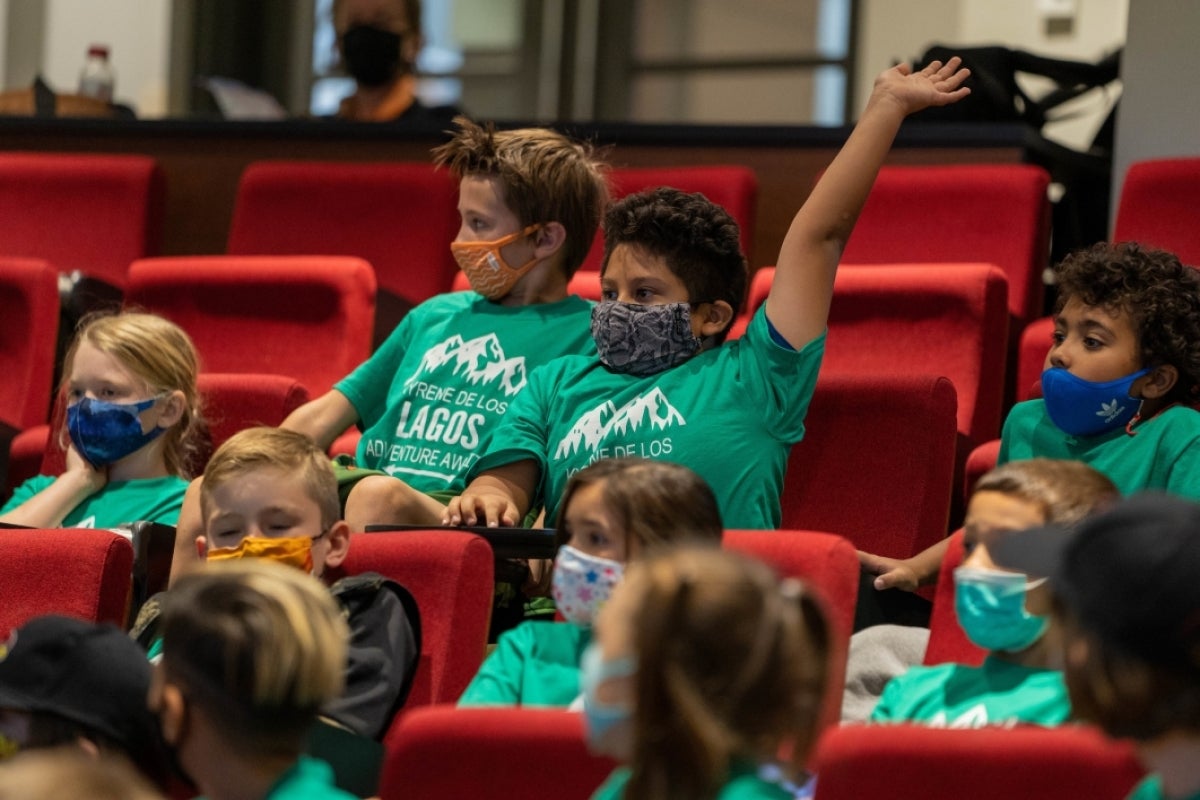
xmin=766 ymin=58 xmax=970 ymax=349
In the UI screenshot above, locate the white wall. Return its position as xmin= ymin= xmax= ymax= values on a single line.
xmin=1111 ymin=2 xmax=1200 ymax=228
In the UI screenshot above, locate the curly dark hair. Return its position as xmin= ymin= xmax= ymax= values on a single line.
xmin=602 ymin=187 xmax=748 ymax=342
xmin=1055 ymin=241 xmax=1200 ymax=402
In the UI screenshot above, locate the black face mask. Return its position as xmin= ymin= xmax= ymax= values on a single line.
xmin=341 ymin=24 xmax=404 ymax=87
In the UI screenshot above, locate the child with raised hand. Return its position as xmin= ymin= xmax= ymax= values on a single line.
xmin=458 ymin=456 xmax=723 ymax=707
xmin=861 ymin=241 xmax=1200 ymax=595
xmin=585 ymin=545 xmax=831 ymax=800
xmin=0 ymin=312 xmax=203 ymax=529
xmin=990 ymin=492 xmax=1200 ymax=800
xmin=137 ymin=426 xmax=419 ymax=742
xmin=149 ymin=559 xmax=354 ymax=800
xmin=445 ymin=58 xmax=971 ymax=531
xmin=869 ymin=458 xmax=1118 ymax=727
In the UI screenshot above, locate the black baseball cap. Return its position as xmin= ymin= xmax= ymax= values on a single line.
xmin=990 ymin=491 xmax=1200 ymax=674
xmin=0 ymin=615 xmax=158 ymax=756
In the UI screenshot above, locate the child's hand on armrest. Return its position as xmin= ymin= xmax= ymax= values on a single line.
xmin=858 ymin=551 xmax=921 ymax=593
xmin=442 ymin=460 xmax=539 ymax=528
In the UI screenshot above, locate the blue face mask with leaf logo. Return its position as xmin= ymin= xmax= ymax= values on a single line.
xmin=67 ymin=395 xmax=167 ymax=468
xmin=1040 ymin=366 xmax=1150 ymax=437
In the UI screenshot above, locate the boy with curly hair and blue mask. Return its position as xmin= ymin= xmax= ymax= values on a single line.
xmin=444 ymin=58 xmax=972 ymax=531
xmin=862 ymin=241 xmax=1200 ymax=595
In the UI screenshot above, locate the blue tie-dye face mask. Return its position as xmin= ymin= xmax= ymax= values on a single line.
xmin=67 ymin=395 xmax=167 ymax=467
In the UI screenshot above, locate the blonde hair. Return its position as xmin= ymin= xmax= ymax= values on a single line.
xmin=432 ymin=116 xmax=610 ymax=276
xmin=0 ymin=748 xmax=163 ymax=800
xmin=62 ymin=311 xmax=204 ymax=477
xmin=160 ymin=560 xmax=348 ymax=754
xmin=201 ymin=427 xmax=339 ymax=530
xmin=620 ymin=547 xmax=830 ymax=800
xmin=973 ymin=458 xmax=1119 ymax=526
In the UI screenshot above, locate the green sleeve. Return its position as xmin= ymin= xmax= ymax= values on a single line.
xmin=868 ymin=674 xmax=903 ymax=722
xmin=1165 ymin=431 xmax=1200 ymax=501
xmin=467 ymin=363 xmax=553 ymax=496
xmin=457 ymin=625 xmax=531 ymax=706
xmin=335 ymin=306 xmax=418 ymax=427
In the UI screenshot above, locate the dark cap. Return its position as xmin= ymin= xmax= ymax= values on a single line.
xmin=0 ymin=615 xmax=158 ymax=755
xmin=991 ymin=491 xmax=1200 ymax=674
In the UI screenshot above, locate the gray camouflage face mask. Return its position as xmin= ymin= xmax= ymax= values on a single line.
xmin=591 ymin=301 xmax=702 ymax=376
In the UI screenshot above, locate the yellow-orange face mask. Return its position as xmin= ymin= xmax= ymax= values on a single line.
xmin=451 ymin=224 xmax=541 ymax=299
xmin=206 ymin=535 xmax=319 ymax=573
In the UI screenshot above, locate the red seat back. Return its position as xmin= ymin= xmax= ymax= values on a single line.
xmin=781 ymin=374 xmax=957 ymax=561
xmin=380 ymin=706 xmax=616 ymax=800
xmin=742 ymin=264 xmax=1009 ymax=452
xmin=329 ymin=530 xmax=494 ymax=710
xmin=126 ymin=255 xmax=375 ymax=398
xmin=1114 ymin=157 xmax=1200 ymax=266
xmin=724 ymin=529 xmax=858 ymax=732
xmin=838 ymin=164 xmax=1050 ymax=327
xmin=1017 ymin=316 xmax=1054 ymax=402
xmin=0 ymin=528 xmax=134 ymax=638
xmin=580 ymin=165 xmax=758 ymax=272
xmin=227 ymin=160 xmax=460 ymax=309
xmin=923 ymin=529 xmax=987 ymax=667
xmin=813 ymin=724 xmax=1144 ymax=800
xmin=0 ymin=152 xmax=163 ymax=288
xmin=0 ymin=258 xmax=59 ymax=430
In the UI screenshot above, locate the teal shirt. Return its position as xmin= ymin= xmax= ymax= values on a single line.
xmin=1128 ymin=775 xmax=1200 ymax=800
xmin=592 ymin=763 xmax=794 ymax=800
xmin=198 ymin=756 xmax=355 ymax=800
xmin=458 ymin=621 xmax=591 ymax=707
xmin=870 ymin=655 xmax=1070 ymax=728
xmin=471 ymin=306 xmax=825 ymax=529
xmin=1 ymin=474 xmax=188 ymax=527
xmin=998 ymin=401 xmax=1200 ymax=500
xmin=334 ymin=292 xmax=595 ymax=495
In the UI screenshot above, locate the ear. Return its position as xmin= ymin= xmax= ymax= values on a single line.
xmin=323 ymin=521 xmax=352 ymax=570
xmin=696 ymin=300 xmax=736 ymax=339
xmin=532 ymin=222 xmax=568 ymax=261
xmin=1136 ymin=364 xmax=1179 ymax=400
xmin=155 ymin=389 xmax=188 ymax=429
xmin=149 ymin=673 xmax=188 ymax=747
xmin=195 ymin=535 xmax=208 ymax=560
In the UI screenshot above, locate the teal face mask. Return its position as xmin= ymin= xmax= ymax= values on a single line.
xmin=580 ymin=642 xmax=636 ymax=758
xmin=954 ymin=566 xmax=1049 ymax=653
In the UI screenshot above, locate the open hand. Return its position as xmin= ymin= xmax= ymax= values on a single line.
xmin=443 ymin=489 xmax=519 ymax=527
xmin=858 ymin=549 xmax=920 ymax=593
xmin=870 ymin=56 xmax=971 ymax=117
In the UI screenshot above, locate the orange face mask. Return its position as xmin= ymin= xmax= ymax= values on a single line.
xmin=206 ymin=535 xmax=316 ymax=573
xmin=451 ymin=224 xmax=541 ymax=299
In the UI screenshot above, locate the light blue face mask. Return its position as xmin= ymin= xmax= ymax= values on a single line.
xmin=954 ymin=566 xmax=1049 ymax=653
xmin=580 ymin=642 xmax=636 ymax=757
xmin=1040 ymin=366 xmax=1151 ymax=437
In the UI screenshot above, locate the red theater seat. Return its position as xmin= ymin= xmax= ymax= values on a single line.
xmin=922 ymin=529 xmax=987 ymax=667
xmin=724 ymin=529 xmax=858 ymax=731
xmin=0 ymin=259 xmax=59 ymax=432
xmin=579 ymin=165 xmax=758 ymax=272
xmin=328 ymin=530 xmax=494 ymax=711
xmin=125 ymin=255 xmax=375 ymax=398
xmin=782 ymin=374 xmax=957 ymax=561
xmin=0 ymin=527 xmax=134 ymax=638
xmin=1114 ymin=157 xmax=1200 ymax=266
xmin=837 ymin=164 xmax=1050 ymax=329
xmin=227 ymin=160 xmax=460 ymax=345
xmin=813 ymin=724 xmax=1143 ymax=800
xmin=380 ymin=706 xmax=616 ymax=800
xmin=0 ymin=152 xmax=163 ymax=289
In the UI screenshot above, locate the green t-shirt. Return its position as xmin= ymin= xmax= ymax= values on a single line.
xmin=591 ymin=763 xmax=794 ymax=800
xmin=470 ymin=307 xmax=825 ymax=529
xmin=335 ymin=292 xmax=595 ymax=495
xmin=1128 ymin=775 xmax=1200 ymax=800
xmin=998 ymin=400 xmax=1200 ymax=499
xmin=238 ymin=756 xmax=356 ymax=800
xmin=0 ymin=474 xmax=188 ymax=527
xmin=458 ymin=621 xmax=591 ymax=707
xmin=870 ymin=655 xmax=1070 ymax=728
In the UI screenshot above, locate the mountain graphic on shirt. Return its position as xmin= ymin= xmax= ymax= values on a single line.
xmin=404 ymin=333 xmax=527 ymax=396
xmin=554 ymin=388 xmax=686 ymax=459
